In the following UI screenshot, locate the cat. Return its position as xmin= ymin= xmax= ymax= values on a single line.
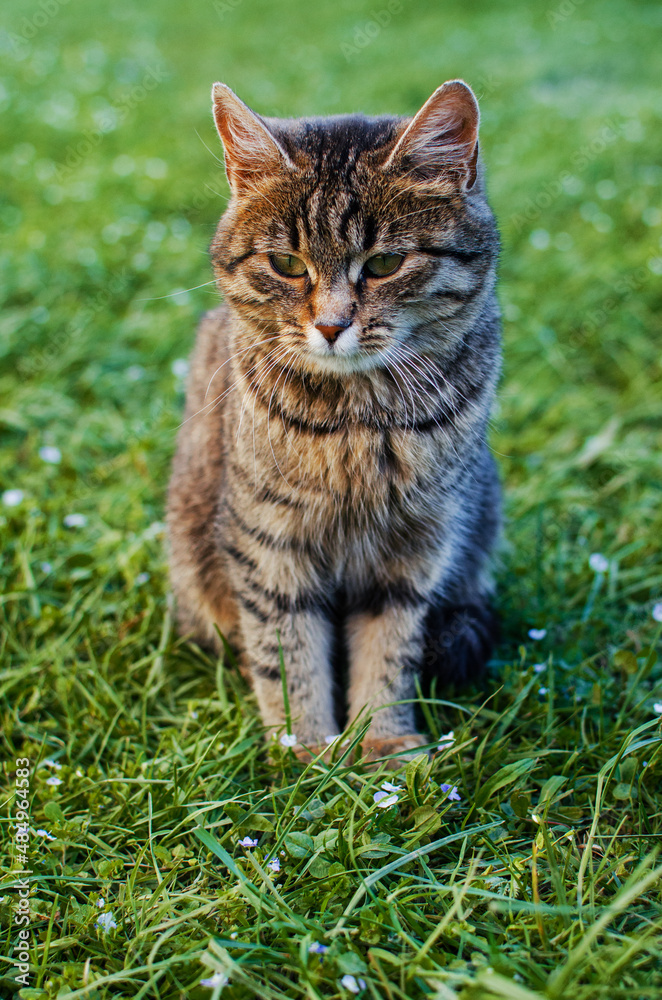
xmin=167 ymin=79 xmax=501 ymax=761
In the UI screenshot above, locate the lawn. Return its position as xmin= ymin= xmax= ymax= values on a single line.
xmin=1 ymin=0 xmax=662 ymax=997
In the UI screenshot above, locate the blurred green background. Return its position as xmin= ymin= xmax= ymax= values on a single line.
xmin=1 ymin=0 xmax=661 ymax=666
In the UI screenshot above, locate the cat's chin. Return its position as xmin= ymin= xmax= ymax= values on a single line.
xmin=302 ymin=350 xmax=385 ymax=376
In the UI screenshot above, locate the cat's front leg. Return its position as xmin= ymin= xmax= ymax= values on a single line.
xmin=237 ymin=595 xmax=338 ymax=749
xmin=346 ymin=598 xmax=429 ymax=760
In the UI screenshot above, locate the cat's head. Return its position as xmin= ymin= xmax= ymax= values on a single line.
xmin=210 ymin=81 xmax=498 ymax=374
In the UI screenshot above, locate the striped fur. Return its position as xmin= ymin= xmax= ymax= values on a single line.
xmin=167 ymin=81 xmax=501 ymax=755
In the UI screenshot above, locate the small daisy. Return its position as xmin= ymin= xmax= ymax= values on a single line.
xmin=267 ymin=857 xmax=280 ymax=872
xmin=381 ymin=781 xmax=403 ymax=793
xmin=95 ymin=911 xmax=117 ymax=932
xmin=533 ymin=663 xmax=546 ymax=673
xmin=229 ymin=932 xmax=238 ymax=940
xmin=528 ymin=628 xmax=547 ymax=641
xmin=135 ymin=572 xmax=150 ymax=585
xmin=75 ymin=769 xmax=84 ymax=777
xmin=653 ymin=703 xmax=662 ymax=715
xmin=373 ymin=791 xmax=399 ymax=808
xmin=539 ymin=686 xmax=548 ymax=696
xmin=39 ymin=445 xmax=62 ymax=464
xmin=324 ymin=734 xmax=340 ymax=744
xmin=309 ymin=941 xmax=328 ymax=955
xmin=652 ymin=602 xmax=662 ymax=623
xmin=279 ymin=733 xmax=298 ymax=748
xmin=440 ymin=783 xmax=461 ymax=802
xmin=46 ymin=776 xmax=63 ymax=787
xmin=200 ymin=972 xmax=229 ymax=989
xmin=341 ymin=974 xmax=366 ymax=993
xmin=43 ymin=759 xmax=62 ymax=769
xmin=36 ymin=829 xmax=56 ymax=841
xmin=40 ymin=562 xmax=52 ymax=574
xmin=97 ymin=899 xmax=105 ymax=908
xmin=64 ymin=513 xmax=87 ymax=528
xmin=238 ymin=836 xmax=258 ymax=848
xmin=189 ymin=709 xmax=199 ymax=720
xmin=437 ymin=731 xmax=455 ymax=750
xmin=589 ymin=553 xmax=609 ymax=573
xmin=2 ymin=489 xmax=24 ymax=507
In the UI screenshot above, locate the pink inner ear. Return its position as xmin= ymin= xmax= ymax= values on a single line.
xmin=387 ymin=81 xmax=480 ymax=188
xmin=211 ymin=83 xmax=292 ymax=195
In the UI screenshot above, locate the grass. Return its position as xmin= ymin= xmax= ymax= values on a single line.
xmin=1 ymin=0 xmax=662 ymax=996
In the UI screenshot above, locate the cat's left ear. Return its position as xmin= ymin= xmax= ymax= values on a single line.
xmin=211 ymin=82 xmax=294 ymax=195
xmin=385 ymin=80 xmax=480 ymax=191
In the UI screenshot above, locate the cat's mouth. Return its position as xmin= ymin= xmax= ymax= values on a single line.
xmin=303 ymin=323 xmax=388 ymax=374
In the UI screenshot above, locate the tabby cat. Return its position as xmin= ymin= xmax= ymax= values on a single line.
xmin=167 ymin=79 xmax=501 ymax=759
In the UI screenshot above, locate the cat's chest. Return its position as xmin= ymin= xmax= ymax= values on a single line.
xmin=248 ymin=413 xmax=437 ymax=501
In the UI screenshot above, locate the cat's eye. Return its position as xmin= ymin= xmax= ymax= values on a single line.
xmin=269 ymin=253 xmax=308 ymax=277
xmin=363 ymin=253 xmax=404 ymax=277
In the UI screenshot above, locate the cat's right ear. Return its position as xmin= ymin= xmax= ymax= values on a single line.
xmin=211 ymin=83 xmax=293 ymax=196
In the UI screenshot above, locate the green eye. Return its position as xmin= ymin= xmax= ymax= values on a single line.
xmin=269 ymin=253 xmax=308 ymax=277
xmin=363 ymin=253 xmax=404 ymax=277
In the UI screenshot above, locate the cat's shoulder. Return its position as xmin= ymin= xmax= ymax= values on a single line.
xmin=186 ymin=305 xmax=232 ymax=399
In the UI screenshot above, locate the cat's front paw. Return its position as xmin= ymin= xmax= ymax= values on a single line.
xmin=360 ymin=732 xmax=429 ymax=768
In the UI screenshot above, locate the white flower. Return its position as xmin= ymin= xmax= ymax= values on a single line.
xmin=324 ymin=734 xmax=340 ymax=743
xmin=539 ymin=687 xmax=548 ymax=696
xmin=373 ymin=791 xmax=399 ymax=808
xmin=653 ymin=703 xmax=662 ymax=715
xmin=279 ymin=733 xmax=298 ymax=747
xmin=43 ymin=759 xmax=62 ymax=769
xmin=75 ymin=769 xmax=84 ymax=777
xmin=589 ymin=553 xmax=609 ymax=573
xmin=267 ymin=857 xmax=280 ymax=872
xmin=533 ymin=663 xmax=546 ymax=673
xmin=41 ymin=562 xmax=52 ymax=574
xmin=437 ymin=731 xmax=455 ymax=750
xmin=97 ymin=898 xmax=105 ymax=908
xmin=652 ymin=603 xmax=662 ymax=623
xmin=135 ymin=572 xmax=150 ymax=585
xmin=126 ymin=365 xmax=145 ymax=381
xmin=64 ymin=513 xmax=87 ymax=528
xmin=200 ymin=972 xmax=229 ymax=989
xmin=36 ymin=829 xmax=56 ymax=840
xmin=229 ymin=932 xmax=238 ymax=939
xmin=95 ymin=911 xmax=117 ymax=932
xmin=238 ymin=836 xmax=258 ymax=848
xmin=381 ymin=781 xmax=403 ymax=793
xmin=528 ymin=628 xmax=547 ymax=641
xmin=341 ymin=974 xmax=366 ymax=993
xmin=39 ymin=446 xmax=62 ymax=464
xmin=309 ymin=941 xmax=328 ymax=954
xmin=171 ymin=358 xmax=189 ymax=378
xmin=189 ymin=710 xmax=199 ymax=719
xmin=2 ymin=489 xmax=24 ymax=507
xmin=46 ymin=776 xmax=63 ymax=786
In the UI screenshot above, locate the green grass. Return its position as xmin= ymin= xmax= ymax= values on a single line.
xmin=2 ymin=0 xmax=662 ymax=996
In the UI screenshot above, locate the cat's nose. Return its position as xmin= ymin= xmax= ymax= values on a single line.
xmin=315 ymin=321 xmax=350 ymax=343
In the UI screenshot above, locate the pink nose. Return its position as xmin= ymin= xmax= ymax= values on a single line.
xmin=315 ymin=322 xmax=349 ymax=343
